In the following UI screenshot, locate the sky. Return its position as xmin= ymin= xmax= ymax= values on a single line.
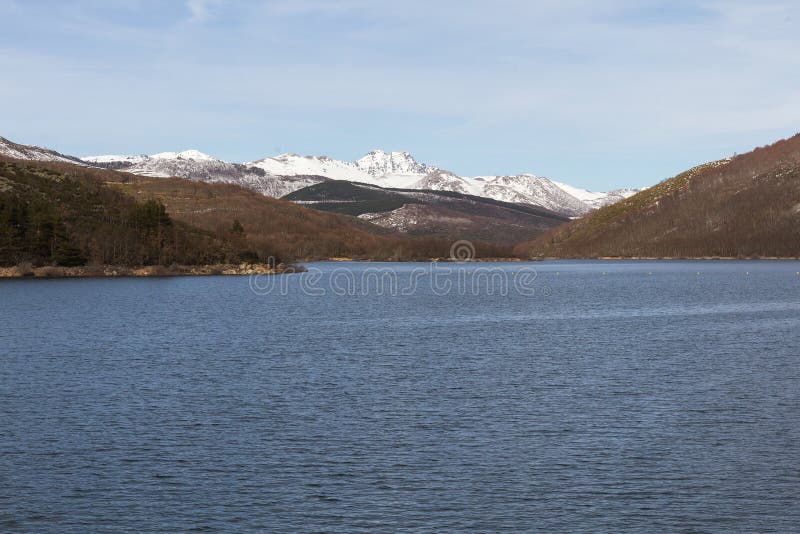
xmin=1 ymin=0 xmax=799 ymax=190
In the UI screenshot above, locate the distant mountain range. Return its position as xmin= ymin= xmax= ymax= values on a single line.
xmin=3 ymin=132 xmax=799 ymax=260
xmin=79 ymin=147 xmax=637 ymax=217
xmin=515 ymin=134 xmax=800 ymax=258
xmin=1 ymin=135 xmax=639 ymax=218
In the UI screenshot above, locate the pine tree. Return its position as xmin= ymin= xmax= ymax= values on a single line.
xmin=231 ymin=219 xmax=245 ymax=235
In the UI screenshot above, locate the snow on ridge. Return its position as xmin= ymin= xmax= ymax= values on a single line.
xmin=551 ymin=180 xmax=607 ymax=203
xmin=83 ymin=150 xmax=217 ymax=164
xmin=248 ymin=153 xmax=371 ymax=182
xmin=0 ymin=136 xmax=86 ymax=165
xmin=247 ymin=149 xmax=435 ymax=184
xmin=150 ymin=149 xmax=217 ymax=161
xmin=83 ymin=154 xmax=148 ymax=164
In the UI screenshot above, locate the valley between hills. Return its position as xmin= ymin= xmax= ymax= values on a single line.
xmin=1 ymin=132 xmax=799 ymax=276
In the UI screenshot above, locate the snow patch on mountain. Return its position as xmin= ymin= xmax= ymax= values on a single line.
xmin=1 ymin=136 xmax=87 ymax=165
xmin=248 ymin=153 xmax=370 ymax=182
xmin=150 ymin=149 xmax=218 ymax=162
xmin=478 ymin=174 xmax=591 ymax=217
xmin=412 ymin=170 xmax=481 ymax=195
xmin=83 ymin=154 xmax=149 ymax=165
xmin=551 ymin=180 xmax=639 ymax=209
xmin=83 ymin=150 xmax=324 ymax=196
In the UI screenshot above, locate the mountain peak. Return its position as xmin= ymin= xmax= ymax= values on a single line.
xmin=356 ymin=149 xmax=433 ymax=177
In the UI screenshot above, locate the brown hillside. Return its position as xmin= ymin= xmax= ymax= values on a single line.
xmin=514 ymin=134 xmax=800 ymax=258
xmin=1 ymin=157 xmax=508 ymax=261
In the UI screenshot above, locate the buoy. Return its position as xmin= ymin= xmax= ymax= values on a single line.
xmin=648 ymin=272 xmax=652 ymax=276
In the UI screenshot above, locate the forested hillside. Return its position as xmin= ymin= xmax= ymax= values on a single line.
xmin=0 ymin=157 xmax=512 ymax=267
xmin=515 ymin=134 xmax=800 ymax=258
xmin=0 ymin=161 xmax=266 ymax=267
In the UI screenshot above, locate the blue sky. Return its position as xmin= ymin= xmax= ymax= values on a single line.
xmin=1 ymin=0 xmax=799 ymax=190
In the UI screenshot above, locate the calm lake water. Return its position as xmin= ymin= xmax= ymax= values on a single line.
xmin=2 ymin=260 xmax=799 ymax=532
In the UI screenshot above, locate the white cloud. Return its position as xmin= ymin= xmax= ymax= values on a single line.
xmin=186 ymin=0 xmax=219 ymax=23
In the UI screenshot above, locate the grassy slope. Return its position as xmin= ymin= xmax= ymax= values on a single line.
xmin=514 ymin=134 xmax=800 ymax=258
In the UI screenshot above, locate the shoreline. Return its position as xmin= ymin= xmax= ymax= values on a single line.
xmin=0 ymin=263 xmax=304 ymax=279
xmin=3 ymin=257 xmax=798 ymax=279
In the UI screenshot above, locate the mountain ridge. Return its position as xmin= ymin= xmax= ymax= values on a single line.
xmin=80 ymin=144 xmax=637 ymax=216
xmin=1 ymin=136 xmax=88 ymax=166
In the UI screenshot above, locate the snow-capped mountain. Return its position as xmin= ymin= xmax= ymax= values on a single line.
xmin=83 ymin=149 xmax=321 ymax=197
xmin=249 ymin=153 xmax=370 ymax=182
xmin=247 ymin=150 xmax=435 ymax=189
xmin=84 ymin=148 xmax=638 ymax=215
xmin=1 ymin=136 xmax=87 ymax=165
xmin=478 ymin=174 xmax=591 ymax=217
xmin=411 ymin=169 xmax=479 ymax=195
xmin=87 ymin=150 xmax=232 ymax=178
xmin=356 ymin=150 xmax=434 ymax=178
xmin=400 ymin=170 xmax=634 ymax=216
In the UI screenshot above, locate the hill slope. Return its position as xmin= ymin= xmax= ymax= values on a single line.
xmin=0 ymin=160 xmax=265 ymax=267
xmin=6 ymin=158 xmax=506 ymax=261
xmin=102 ymin=173 xmax=458 ymax=261
xmin=515 ymin=134 xmax=800 ymax=258
xmin=283 ymin=180 xmax=569 ymax=245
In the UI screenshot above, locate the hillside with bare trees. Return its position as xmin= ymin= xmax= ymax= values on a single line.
xmin=515 ymin=134 xmax=800 ymax=259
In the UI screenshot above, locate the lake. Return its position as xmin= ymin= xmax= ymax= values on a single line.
xmin=1 ymin=260 xmax=799 ymax=531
